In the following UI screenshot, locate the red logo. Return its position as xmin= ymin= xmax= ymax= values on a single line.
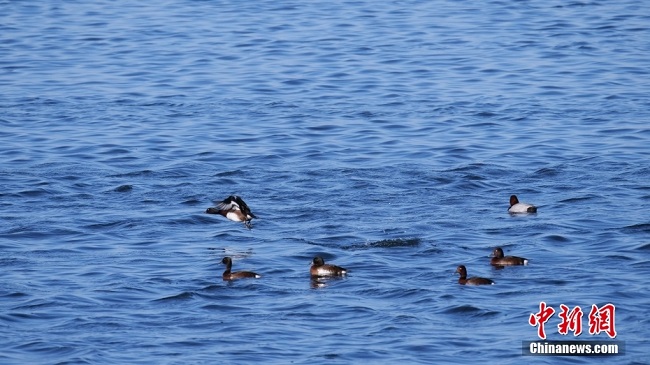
xmin=529 ymin=301 xmax=555 ymax=340
xmin=588 ymin=303 xmax=617 ymax=338
xmin=530 ymin=303 xmax=616 ymax=339
xmin=557 ymin=304 xmax=583 ymax=336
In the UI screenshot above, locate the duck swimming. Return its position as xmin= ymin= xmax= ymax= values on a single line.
xmin=490 ymin=247 xmax=529 ymax=266
xmin=508 ymin=195 xmax=537 ymax=214
xmin=310 ymin=256 xmax=347 ymax=277
xmin=456 ymin=265 xmax=494 ymax=286
xmin=221 ymin=256 xmax=261 ymax=281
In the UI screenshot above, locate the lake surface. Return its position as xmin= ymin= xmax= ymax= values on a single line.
xmin=1 ymin=1 xmax=649 ymax=364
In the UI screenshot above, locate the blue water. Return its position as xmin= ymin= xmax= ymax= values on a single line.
xmin=1 ymin=1 xmax=649 ymax=364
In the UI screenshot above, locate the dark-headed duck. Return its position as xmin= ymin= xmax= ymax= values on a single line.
xmin=456 ymin=265 xmax=494 ymax=286
xmin=310 ymin=256 xmax=347 ymax=277
xmin=508 ymin=195 xmax=537 ymax=214
xmin=206 ymin=195 xmax=257 ymax=227
xmin=221 ymin=256 xmax=260 ymax=281
xmin=490 ymin=247 xmax=529 ymax=266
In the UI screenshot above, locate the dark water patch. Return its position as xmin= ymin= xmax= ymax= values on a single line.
xmin=11 ymin=298 xmax=63 ymax=312
xmin=12 ymin=341 xmax=78 ymax=357
xmin=559 ymin=195 xmax=599 ymax=203
xmin=633 ymin=242 xmax=650 ymax=251
xmin=212 ymin=170 xmax=246 ymax=177
xmin=155 ymin=292 xmax=195 ymax=302
xmin=84 ymin=219 xmax=144 ymax=232
xmin=620 ymin=223 xmax=650 ymax=234
xmin=181 ymin=196 xmax=202 ymax=205
xmin=602 ymin=254 xmax=635 ymax=262
xmin=114 ymin=184 xmax=133 ymax=192
xmin=543 ymin=234 xmax=571 ymax=243
xmin=534 ymin=166 xmax=564 ymax=177
xmin=537 ymin=278 xmax=570 ymax=286
xmin=108 ymin=170 xmax=154 ymax=178
xmin=0 ymin=257 xmax=33 ymax=269
xmin=340 ymin=238 xmax=421 ymax=251
xmin=631 ymin=260 xmax=650 ymax=270
xmin=443 ymin=305 xmax=499 ymax=317
xmin=473 ymin=111 xmax=498 ymax=118
xmin=422 ymin=246 xmax=442 ymax=255
xmin=0 ymin=291 xmax=30 ymax=300
xmin=16 ymin=188 xmax=53 ymax=197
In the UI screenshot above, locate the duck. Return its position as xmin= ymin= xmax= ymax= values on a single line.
xmin=490 ymin=247 xmax=529 ymax=266
xmin=508 ymin=195 xmax=537 ymax=213
xmin=206 ymin=195 xmax=257 ymax=226
xmin=221 ymin=257 xmax=260 ymax=281
xmin=456 ymin=265 xmax=494 ymax=286
xmin=310 ymin=256 xmax=347 ymax=277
